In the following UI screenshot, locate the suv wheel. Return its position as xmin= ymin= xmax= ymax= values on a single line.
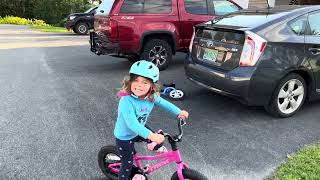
xmin=74 ymin=22 xmax=88 ymax=35
xmin=140 ymin=39 xmax=172 ymax=71
xmin=265 ymin=73 xmax=307 ymax=118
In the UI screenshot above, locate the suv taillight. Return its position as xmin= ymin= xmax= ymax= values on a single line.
xmin=108 ymin=19 xmax=118 ymax=38
xmin=95 ymin=16 xmax=118 ymax=38
xmin=239 ymin=31 xmax=267 ymax=67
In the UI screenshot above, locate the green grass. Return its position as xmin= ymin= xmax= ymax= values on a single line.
xmin=273 ymin=143 xmax=320 ymax=180
xmin=31 ymin=25 xmax=68 ymax=33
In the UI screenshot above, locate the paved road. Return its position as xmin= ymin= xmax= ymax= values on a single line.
xmin=1 ymin=24 xmax=320 ymax=180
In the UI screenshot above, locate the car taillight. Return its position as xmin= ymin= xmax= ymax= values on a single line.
xmin=239 ymin=31 xmax=267 ymax=67
xmin=189 ymin=29 xmax=195 ymax=52
xmin=108 ymin=19 xmax=118 ymax=38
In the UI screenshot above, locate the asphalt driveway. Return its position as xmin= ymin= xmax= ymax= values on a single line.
xmin=0 ymin=24 xmax=320 ymax=180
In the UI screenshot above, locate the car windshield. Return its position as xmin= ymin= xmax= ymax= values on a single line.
xmin=210 ymin=11 xmax=291 ymax=28
xmin=85 ymin=6 xmax=97 ymax=13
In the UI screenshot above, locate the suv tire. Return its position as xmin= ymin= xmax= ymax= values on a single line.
xmin=140 ymin=39 xmax=172 ymax=71
xmin=264 ymin=73 xmax=307 ymax=118
xmin=75 ymin=22 xmax=89 ymax=35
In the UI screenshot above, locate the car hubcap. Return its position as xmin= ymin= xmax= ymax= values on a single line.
xmin=277 ymin=79 xmax=304 ymax=114
xmin=149 ymin=46 xmax=167 ymax=66
xmin=78 ymin=25 xmax=87 ymax=34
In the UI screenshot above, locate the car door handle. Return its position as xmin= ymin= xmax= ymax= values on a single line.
xmin=308 ymin=48 xmax=320 ymax=55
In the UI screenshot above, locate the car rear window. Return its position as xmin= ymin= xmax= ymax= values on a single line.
xmin=120 ymin=0 xmax=172 ymax=14
xmin=211 ymin=12 xmax=290 ymax=28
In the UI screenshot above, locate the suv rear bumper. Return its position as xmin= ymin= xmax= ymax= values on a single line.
xmin=89 ymin=31 xmax=119 ymax=55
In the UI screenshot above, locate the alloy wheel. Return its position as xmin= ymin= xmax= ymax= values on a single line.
xmin=78 ymin=24 xmax=87 ymax=34
xmin=149 ymin=45 xmax=167 ymax=67
xmin=277 ymin=79 xmax=304 ymax=115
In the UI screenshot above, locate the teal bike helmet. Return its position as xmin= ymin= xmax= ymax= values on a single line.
xmin=129 ymin=60 xmax=159 ymax=82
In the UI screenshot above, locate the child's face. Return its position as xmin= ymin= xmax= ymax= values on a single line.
xmin=131 ymin=76 xmax=152 ymax=97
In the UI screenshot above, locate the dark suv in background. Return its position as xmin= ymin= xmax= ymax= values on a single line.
xmin=90 ymin=0 xmax=241 ymax=70
xmin=65 ymin=6 xmax=97 ymax=35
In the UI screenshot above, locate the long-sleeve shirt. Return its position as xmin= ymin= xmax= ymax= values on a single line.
xmin=114 ymin=94 xmax=181 ymax=140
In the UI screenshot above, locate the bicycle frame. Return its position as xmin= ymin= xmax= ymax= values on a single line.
xmin=108 ymin=149 xmax=189 ymax=180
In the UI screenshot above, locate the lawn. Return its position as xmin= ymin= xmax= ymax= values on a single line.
xmin=273 ymin=143 xmax=320 ymax=180
xmin=31 ymin=25 xmax=68 ymax=33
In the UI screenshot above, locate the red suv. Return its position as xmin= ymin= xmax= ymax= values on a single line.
xmin=90 ymin=0 xmax=241 ymax=70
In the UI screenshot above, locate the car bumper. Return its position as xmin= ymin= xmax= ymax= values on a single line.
xmin=185 ymin=54 xmax=277 ymax=106
xmin=89 ymin=31 xmax=119 ymax=55
xmin=65 ymin=21 xmax=75 ymax=29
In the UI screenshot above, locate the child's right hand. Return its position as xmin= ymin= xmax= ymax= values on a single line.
xmin=148 ymin=133 xmax=165 ymax=144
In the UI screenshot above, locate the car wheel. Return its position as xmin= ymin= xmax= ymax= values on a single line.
xmin=140 ymin=39 xmax=172 ymax=71
xmin=265 ymin=73 xmax=307 ymax=118
xmin=75 ymin=22 xmax=88 ymax=35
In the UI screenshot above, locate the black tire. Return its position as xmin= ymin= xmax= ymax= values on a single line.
xmin=264 ymin=73 xmax=307 ymax=118
xmin=98 ymin=145 xmax=146 ymax=180
xmin=171 ymin=169 xmax=208 ymax=180
xmin=140 ymin=39 xmax=172 ymax=71
xmin=98 ymin=146 xmax=120 ymax=180
xmin=74 ymin=22 xmax=88 ymax=35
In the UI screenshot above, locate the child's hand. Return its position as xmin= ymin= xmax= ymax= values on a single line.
xmin=178 ymin=110 xmax=189 ymax=120
xmin=148 ymin=133 xmax=165 ymax=144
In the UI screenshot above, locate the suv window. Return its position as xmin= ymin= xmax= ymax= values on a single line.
xmin=120 ymin=0 xmax=172 ymax=14
xmin=308 ymin=12 xmax=320 ymax=36
xmin=96 ymin=0 xmax=115 ymax=15
xmin=184 ymin=0 xmax=208 ymax=15
xmin=289 ymin=15 xmax=307 ymax=36
xmin=212 ymin=0 xmax=240 ymax=16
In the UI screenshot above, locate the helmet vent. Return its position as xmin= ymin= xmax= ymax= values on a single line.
xmin=149 ymin=65 xmax=153 ymax=69
xmin=137 ymin=62 xmax=140 ymax=66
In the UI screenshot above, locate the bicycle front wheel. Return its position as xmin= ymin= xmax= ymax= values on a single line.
xmin=171 ymin=169 xmax=208 ymax=180
xmin=98 ymin=145 xmax=120 ymax=180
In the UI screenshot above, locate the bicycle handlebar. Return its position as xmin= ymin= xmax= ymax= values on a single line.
xmin=162 ymin=118 xmax=186 ymax=142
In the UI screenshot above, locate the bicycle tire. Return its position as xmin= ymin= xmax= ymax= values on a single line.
xmin=98 ymin=145 xmax=120 ymax=180
xmin=170 ymin=169 xmax=208 ymax=180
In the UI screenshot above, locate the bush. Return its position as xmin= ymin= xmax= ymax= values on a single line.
xmin=0 ymin=16 xmax=32 ymax=25
xmin=0 ymin=16 xmax=49 ymax=26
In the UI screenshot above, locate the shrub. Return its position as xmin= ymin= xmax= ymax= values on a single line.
xmin=0 ymin=16 xmax=50 ymax=26
xmin=0 ymin=16 xmax=32 ymax=25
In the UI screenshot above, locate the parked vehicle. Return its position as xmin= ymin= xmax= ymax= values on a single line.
xmin=65 ymin=6 xmax=97 ymax=35
xmin=89 ymin=0 xmax=241 ymax=70
xmin=185 ymin=5 xmax=320 ymax=117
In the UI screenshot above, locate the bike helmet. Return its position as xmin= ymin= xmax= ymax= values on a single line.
xmin=129 ymin=60 xmax=159 ymax=82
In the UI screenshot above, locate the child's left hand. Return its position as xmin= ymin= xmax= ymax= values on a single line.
xmin=178 ymin=110 xmax=189 ymax=120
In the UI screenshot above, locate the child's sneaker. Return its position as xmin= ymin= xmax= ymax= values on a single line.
xmin=132 ymin=174 xmax=146 ymax=180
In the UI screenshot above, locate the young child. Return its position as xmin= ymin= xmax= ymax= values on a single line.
xmin=114 ymin=60 xmax=189 ymax=180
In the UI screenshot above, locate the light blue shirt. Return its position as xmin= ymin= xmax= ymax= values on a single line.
xmin=114 ymin=94 xmax=181 ymax=140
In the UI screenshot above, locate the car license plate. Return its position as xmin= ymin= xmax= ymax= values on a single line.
xmin=203 ymin=48 xmax=218 ymax=62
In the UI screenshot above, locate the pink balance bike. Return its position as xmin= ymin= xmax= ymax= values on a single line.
xmin=98 ymin=119 xmax=208 ymax=180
